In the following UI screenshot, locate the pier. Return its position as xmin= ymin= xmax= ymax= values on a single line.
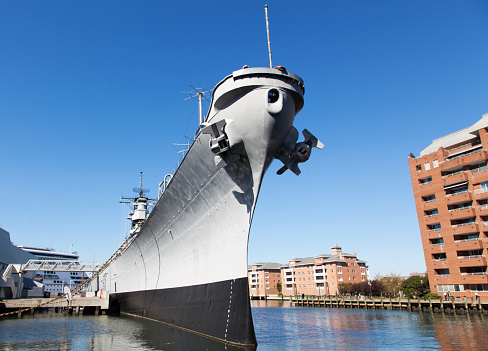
xmin=0 ymin=291 xmax=110 ymax=317
xmin=290 ymin=295 xmax=488 ymax=314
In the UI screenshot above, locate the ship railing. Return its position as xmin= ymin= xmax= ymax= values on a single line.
xmin=158 ymin=174 xmax=173 ymax=200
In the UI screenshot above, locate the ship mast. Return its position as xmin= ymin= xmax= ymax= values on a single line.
xmin=183 ymin=85 xmax=212 ymax=126
xmin=120 ymin=172 xmax=156 ymax=236
xmin=265 ymin=5 xmax=273 ymax=68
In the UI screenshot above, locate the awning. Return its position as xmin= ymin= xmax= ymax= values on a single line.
xmin=444 ymin=181 xmax=469 ymax=190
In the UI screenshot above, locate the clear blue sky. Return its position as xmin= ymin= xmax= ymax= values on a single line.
xmin=1 ymin=1 xmax=487 ymax=277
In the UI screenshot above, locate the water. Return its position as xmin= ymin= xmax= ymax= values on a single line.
xmin=1 ymin=301 xmax=487 ymax=350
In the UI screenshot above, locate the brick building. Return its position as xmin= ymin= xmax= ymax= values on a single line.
xmin=248 ymin=262 xmax=282 ymax=298
xmin=408 ymin=113 xmax=488 ymax=301
xmin=248 ymin=245 xmax=368 ymax=297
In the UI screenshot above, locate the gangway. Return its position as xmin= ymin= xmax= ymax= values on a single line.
xmin=21 ymin=260 xmax=102 ymax=273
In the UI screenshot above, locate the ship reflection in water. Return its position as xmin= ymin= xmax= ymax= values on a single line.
xmin=2 ymin=304 xmax=488 ymax=350
xmin=0 ymin=313 xmax=250 ymax=351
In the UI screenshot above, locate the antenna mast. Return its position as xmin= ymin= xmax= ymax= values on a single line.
xmin=182 ymin=85 xmax=212 ymax=126
xmin=265 ymin=5 xmax=273 ymax=68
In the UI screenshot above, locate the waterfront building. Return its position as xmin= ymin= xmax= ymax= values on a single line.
xmin=248 ymin=262 xmax=282 ymax=298
xmin=18 ymin=245 xmax=87 ymax=295
xmin=248 ymin=244 xmax=368 ymax=297
xmin=0 ymin=227 xmax=37 ymax=298
xmin=408 ymin=113 xmax=488 ymax=301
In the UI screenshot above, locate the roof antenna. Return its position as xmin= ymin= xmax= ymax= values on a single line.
xmin=265 ymin=5 xmax=273 ymax=68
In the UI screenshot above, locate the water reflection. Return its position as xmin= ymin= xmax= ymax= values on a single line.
xmin=250 ymin=300 xmax=488 ymax=350
xmin=0 ymin=312 xmax=251 ymax=351
xmin=432 ymin=312 xmax=488 ymax=351
xmin=1 ymin=304 xmax=487 ymax=350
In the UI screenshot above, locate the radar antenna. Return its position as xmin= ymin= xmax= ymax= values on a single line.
xmin=182 ymin=84 xmax=212 ymax=125
xmin=132 ymin=171 xmax=150 ymax=197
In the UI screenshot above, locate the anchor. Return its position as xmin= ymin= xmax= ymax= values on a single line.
xmin=200 ymin=119 xmax=243 ymax=169
xmin=276 ymin=127 xmax=324 ymax=175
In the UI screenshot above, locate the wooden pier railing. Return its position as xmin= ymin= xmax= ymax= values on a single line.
xmin=290 ymin=295 xmax=488 ymax=313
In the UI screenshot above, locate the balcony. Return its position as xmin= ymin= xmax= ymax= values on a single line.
xmin=419 ymin=183 xmax=439 ymax=197
xmin=432 ymin=260 xmax=448 ymax=269
xmin=472 ymin=169 xmax=488 ymax=184
xmin=461 ymin=274 xmax=487 ymax=284
xmin=441 ymin=150 xmax=488 ymax=171
xmin=449 ymin=207 xmax=476 ymax=219
xmin=457 ymin=256 xmax=487 ymax=267
xmin=446 ymin=141 xmax=481 ymax=156
xmin=446 ymin=192 xmax=473 ymax=204
xmin=455 ymin=239 xmax=483 ymax=250
xmin=442 ymin=172 xmax=468 ymax=186
xmin=435 ymin=274 xmax=451 ymax=278
xmin=478 ymin=204 xmax=488 ymax=216
xmin=475 ymin=188 xmax=488 ymax=200
xmin=425 ymin=215 xmax=440 ymax=224
xmin=428 ymin=230 xmax=444 ymax=240
xmin=430 ymin=245 xmax=445 ymax=254
xmin=451 ymin=223 xmax=479 ymax=234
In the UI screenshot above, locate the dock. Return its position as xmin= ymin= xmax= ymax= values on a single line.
xmin=0 ymin=291 xmax=110 ymax=317
xmin=291 ymin=295 xmax=488 ymax=313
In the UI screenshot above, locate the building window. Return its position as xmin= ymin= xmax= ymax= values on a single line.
xmin=437 ymin=284 xmax=465 ymax=292
xmin=353 ymin=277 xmax=357 ymax=280
xmin=424 ymin=162 xmax=431 ymax=171
xmin=433 ymin=159 xmax=439 ymax=168
xmin=482 ymin=182 xmax=488 ymax=193
xmin=422 ymin=194 xmax=436 ymax=203
xmin=416 ymin=165 xmax=422 ymax=172
xmin=430 ymin=238 xmax=444 ymax=245
xmin=470 ymin=284 xmax=488 ymax=291
xmin=427 ymin=223 xmax=441 ymax=231
xmin=419 ymin=176 xmax=433 ymax=184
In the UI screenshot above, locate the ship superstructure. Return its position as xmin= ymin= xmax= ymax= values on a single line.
xmin=101 ymin=66 xmax=322 ymax=347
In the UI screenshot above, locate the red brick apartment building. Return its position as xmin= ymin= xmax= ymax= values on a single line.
xmin=409 ymin=113 xmax=488 ymax=301
xmin=248 ymin=245 xmax=368 ymax=297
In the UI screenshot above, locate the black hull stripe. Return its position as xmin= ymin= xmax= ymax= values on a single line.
xmin=111 ymin=277 xmax=257 ymax=347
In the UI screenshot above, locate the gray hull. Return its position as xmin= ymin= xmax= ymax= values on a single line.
xmin=103 ymin=67 xmax=305 ymax=346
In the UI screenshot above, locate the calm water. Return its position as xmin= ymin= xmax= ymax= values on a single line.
xmin=1 ymin=301 xmax=487 ymax=350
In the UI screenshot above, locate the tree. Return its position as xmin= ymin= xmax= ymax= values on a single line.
xmin=375 ymin=273 xmax=403 ymax=296
xmin=338 ymin=283 xmax=353 ymax=295
xmin=401 ymin=275 xmax=430 ymax=297
xmin=276 ymin=282 xmax=282 ymax=295
xmin=369 ymin=280 xmax=385 ymax=296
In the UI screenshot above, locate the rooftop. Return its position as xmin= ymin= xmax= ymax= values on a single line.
xmin=420 ymin=113 xmax=488 ymax=156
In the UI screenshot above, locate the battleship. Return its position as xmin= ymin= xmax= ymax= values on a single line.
xmin=101 ymin=66 xmax=323 ymax=347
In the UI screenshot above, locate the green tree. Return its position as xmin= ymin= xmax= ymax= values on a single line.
xmin=276 ymin=282 xmax=282 ymax=295
xmin=401 ymin=275 xmax=430 ymax=297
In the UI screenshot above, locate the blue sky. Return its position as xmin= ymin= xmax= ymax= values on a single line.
xmin=1 ymin=1 xmax=487 ymax=277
